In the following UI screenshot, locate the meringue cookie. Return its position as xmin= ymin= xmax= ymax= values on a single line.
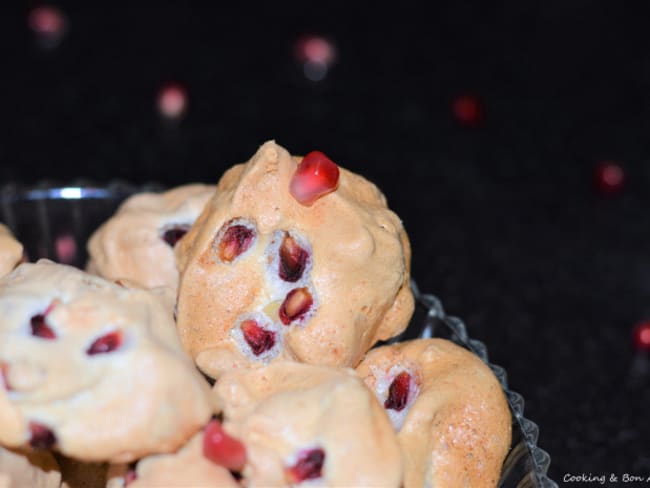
xmin=176 ymin=140 xmax=413 ymax=378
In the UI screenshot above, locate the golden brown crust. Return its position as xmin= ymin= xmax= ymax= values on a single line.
xmin=356 ymin=338 xmax=512 ymax=488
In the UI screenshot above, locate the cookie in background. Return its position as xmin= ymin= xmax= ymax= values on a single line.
xmin=86 ymin=184 xmax=215 ymax=293
xmin=0 ymin=223 xmax=24 ymax=277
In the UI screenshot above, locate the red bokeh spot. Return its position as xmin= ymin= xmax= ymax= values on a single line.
xmin=593 ymin=161 xmax=625 ymax=196
xmin=55 ymin=234 xmax=77 ymax=264
xmin=158 ymin=83 xmax=188 ymax=119
xmin=633 ymin=321 xmax=650 ymax=353
xmin=452 ymin=94 xmax=484 ymax=127
xmin=28 ymin=6 xmax=65 ymax=35
xmin=294 ymin=36 xmax=336 ymax=65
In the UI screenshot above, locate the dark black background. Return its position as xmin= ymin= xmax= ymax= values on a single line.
xmin=3 ymin=2 xmax=650 ymax=482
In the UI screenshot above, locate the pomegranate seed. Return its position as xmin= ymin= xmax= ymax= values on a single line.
xmin=203 ymin=419 xmax=247 ymax=471
xmin=1 ymin=362 xmax=11 ymax=391
xmin=30 ymin=314 xmax=56 ymax=339
xmin=86 ymin=331 xmax=122 ymax=355
xmin=217 ymin=223 xmax=256 ymax=262
xmin=279 ymin=288 xmax=313 ymax=325
xmin=29 ymin=421 xmax=56 ymax=449
xmin=124 ymin=468 xmax=138 ymax=486
xmin=279 ymin=233 xmax=309 ymax=282
xmin=286 ymin=448 xmax=325 ymax=483
xmin=593 ymin=161 xmax=625 ymax=196
xmin=384 ymin=371 xmax=411 ymax=412
xmin=42 ymin=301 xmax=58 ymax=316
xmin=161 ymin=225 xmax=190 ymax=247
xmin=633 ymin=321 xmax=650 ymax=353
xmin=241 ymin=320 xmax=276 ymax=356
xmin=289 ymin=151 xmax=340 ymax=206
xmin=452 ymin=94 xmax=484 ymax=127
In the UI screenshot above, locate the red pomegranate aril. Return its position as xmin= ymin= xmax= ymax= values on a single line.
xmin=1 ymin=362 xmax=11 ymax=391
xmin=218 ymin=224 xmax=255 ymax=262
xmin=124 ymin=468 xmax=138 ymax=486
xmin=632 ymin=321 xmax=650 ymax=353
xmin=43 ymin=300 xmax=58 ymax=316
xmin=29 ymin=421 xmax=56 ymax=449
xmin=279 ymin=288 xmax=313 ymax=325
xmin=203 ymin=419 xmax=247 ymax=471
xmin=279 ymin=233 xmax=309 ymax=282
xmin=30 ymin=314 xmax=56 ymax=339
xmin=86 ymin=331 xmax=122 ymax=355
xmin=286 ymin=448 xmax=325 ymax=483
xmin=241 ymin=320 xmax=276 ymax=355
xmin=289 ymin=151 xmax=340 ymax=206
xmin=384 ymin=371 xmax=411 ymax=411
xmin=161 ymin=225 xmax=190 ymax=247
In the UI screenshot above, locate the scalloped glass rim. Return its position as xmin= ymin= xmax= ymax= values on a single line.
xmin=0 ymin=182 xmax=558 ymax=487
xmin=408 ymin=282 xmax=557 ymax=487
xmin=0 ymin=180 xmax=166 ymax=202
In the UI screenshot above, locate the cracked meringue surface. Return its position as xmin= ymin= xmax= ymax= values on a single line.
xmin=213 ymin=361 xmax=403 ymax=487
xmin=175 ymin=140 xmax=413 ymax=378
xmin=0 ymin=260 xmax=212 ymax=463
xmin=356 ymin=338 xmax=512 ymax=488
xmin=86 ymin=183 xmax=215 ymax=293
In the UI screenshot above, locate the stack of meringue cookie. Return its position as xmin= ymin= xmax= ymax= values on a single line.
xmin=0 ymin=141 xmax=511 ymax=488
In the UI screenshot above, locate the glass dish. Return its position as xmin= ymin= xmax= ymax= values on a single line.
xmin=0 ymin=181 xmax=558 ymax=487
